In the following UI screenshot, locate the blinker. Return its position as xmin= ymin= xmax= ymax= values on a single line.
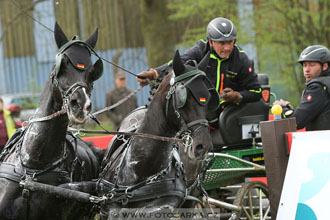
xmin=55 ymin=40 xmax=104 ymax=79
xmin=174 ymin=75 xmax=220 ymax=112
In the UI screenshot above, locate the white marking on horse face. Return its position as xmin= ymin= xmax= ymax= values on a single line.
xmin=82 ymin=88 xmax=91 ymax=114
xmin=22 ymin=154 xmax=30 ymax=161
xmin=129 ymin=161 xmax=139 ymax=166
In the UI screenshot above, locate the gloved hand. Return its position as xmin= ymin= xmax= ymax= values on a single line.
xmin=273 ymin=99 xmax=292 ymax=108
xmin=136 ymin=69 xmax=159 ymax=87
xmin=221 ymin=88 xmax=242 ymax=103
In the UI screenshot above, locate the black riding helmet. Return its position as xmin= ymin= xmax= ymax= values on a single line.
xmin=206 ymin=17 xmax=237 ymax=42
xmin=298 ymin=45 xmax=330 ymax=65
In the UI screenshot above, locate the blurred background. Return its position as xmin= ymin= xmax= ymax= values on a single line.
xmin=0 ymin=0 xmax=329 ymax=130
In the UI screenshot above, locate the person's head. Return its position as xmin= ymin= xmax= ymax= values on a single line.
xmin=298 ymin=45 xmax=330 ymax=82
xmin=206 ymin=17 xmax=237 ymax=59
xmin=115 ymin=72 xmax=127 ymax=89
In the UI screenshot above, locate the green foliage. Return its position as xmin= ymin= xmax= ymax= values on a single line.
xmin=168 ymin=0 xmax=238 ymax=47
xmin=167 ymin=0 xmax=330 ymax=106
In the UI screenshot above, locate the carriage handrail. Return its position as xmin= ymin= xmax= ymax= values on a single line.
xmin=207 ymin=152 xmax=266 ymax=171
xmin=205 ymin=196 xmax=242 ymax=212
xmin=206 ymin=167 xmax=265 ymax=173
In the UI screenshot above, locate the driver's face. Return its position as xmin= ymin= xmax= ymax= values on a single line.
xmin=209 ymin=40 xmax=235 ymax=58
xmin=303 ymin=61 xmax=323 ymax=82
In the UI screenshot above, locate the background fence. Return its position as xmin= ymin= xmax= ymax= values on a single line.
xmin=0 ymin=0 xmax=205 ymax=109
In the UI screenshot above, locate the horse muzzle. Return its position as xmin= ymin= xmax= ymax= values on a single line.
xmin=67 ymin=89 xmax=92 ymax=124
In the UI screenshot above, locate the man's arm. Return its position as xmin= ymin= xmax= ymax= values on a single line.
xmin=237 ymin=58 xmax=262 ymax=103
xmin=155 ymin=40 xmax=206 ymax=76
xmin=137 ymin=40 xmax=207 ymax=86
xmin=290 ymin=83 xmax=329 ymax=129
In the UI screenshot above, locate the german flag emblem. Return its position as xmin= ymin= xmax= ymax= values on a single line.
xmin=200 ymin=97 xmax=206 ymax=102
xmin=77 ymin=63 xmax=85 ymax=69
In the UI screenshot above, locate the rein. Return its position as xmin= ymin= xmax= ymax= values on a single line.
xmin=90 ymin=85 xmax=143 ymax=117
xmin=68 ymin=127 xmax=190 ymax=144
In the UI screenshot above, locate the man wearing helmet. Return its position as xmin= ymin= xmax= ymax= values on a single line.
xmin=137 ymin=17 xmax=261 ymax=126
xmin=274 ymin=45 xmax=330 ymax=130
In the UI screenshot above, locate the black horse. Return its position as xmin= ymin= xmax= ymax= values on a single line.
xmin=97 ymin=50 xmax=218 ymax=219
xmin=0 ymin=22 xmax=104 ymax=220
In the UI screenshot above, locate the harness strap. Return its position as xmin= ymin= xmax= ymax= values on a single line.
xmin=0 ymin=162 xmax=71 ymax=185
xmin=98 ymin=148 xmax=187 ymax=206
xmin=27 ymin=108 xmax=67 ymax=124
xmin=0 ymin=162 xmax=22 ymax=183
xmin=98 ymin=177 xmax=186 ymax=205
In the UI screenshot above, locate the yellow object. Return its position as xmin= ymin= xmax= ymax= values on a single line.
xmin=271 ymin=104 xmax=283 ymax=115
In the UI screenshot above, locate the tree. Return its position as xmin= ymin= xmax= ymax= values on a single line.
xmin=253 ymin=0 xmax=330 ymax=104
xmin=166 ymin=0 xmax=329 ymax=106
xmin=139 ymin=0 xmax=177 ymax=67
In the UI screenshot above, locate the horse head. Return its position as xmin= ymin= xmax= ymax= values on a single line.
xmin=96 ymin=50 xmax=217 ymax=218
xmin=52 ymin=22 xmax=103 ymax=124
xmin=166 ymin=50 xmax=216 ymax=161
xmin=0 ymin=22 xmax=104 ymax=220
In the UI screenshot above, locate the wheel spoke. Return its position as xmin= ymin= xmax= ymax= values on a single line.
xmin=259 ymin=188 xmax=263 ymax=219
xmin=233 ymin=182 xmax=270 ymax=220
xmin=242 ymin=204 xmax=251 ymax=219
xmin=262 ymin=204 xmax=271 ymax=220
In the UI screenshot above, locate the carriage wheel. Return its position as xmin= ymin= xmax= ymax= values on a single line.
xmin=233 ymin=181 xmax=271 ymax=220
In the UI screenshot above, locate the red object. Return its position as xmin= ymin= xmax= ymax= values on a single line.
xmin=285 ymin=128 xmax=306 ymax=154
xmin=82 ymin=135 xmax=114 ymax=149
xmin=285 ymin=132 xmax=293 ymax=154
xmin=5 ymin=104 xmax=21 ymax=113
xmin=262 ymin=89 xmax=270 ymax=102
xmin=249 ymin=177 xmax=267 ymax=185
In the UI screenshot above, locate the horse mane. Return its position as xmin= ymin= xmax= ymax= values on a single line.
xmin=140 ymin=71 xmax=173 ymax=132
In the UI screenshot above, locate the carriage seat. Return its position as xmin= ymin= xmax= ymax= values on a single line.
xmin=211 ymin=74 xmax=270 ymax=150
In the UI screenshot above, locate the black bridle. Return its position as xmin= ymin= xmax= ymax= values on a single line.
xmin=27 ymin=43 xmax=93 ymax=124
xmin=166 ymin=70 xmax=210 ymax=159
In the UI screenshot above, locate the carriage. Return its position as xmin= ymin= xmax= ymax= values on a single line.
xmin=198 ymin=73 xmax=272 ymax=220
xmin=84 ymin=73 xmax=274 ymax=220
xmin=0 ymin=22 xmax=277 ymax=220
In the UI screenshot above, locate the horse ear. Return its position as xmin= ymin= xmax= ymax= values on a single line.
xmin=54 ymin=21 xmax=68 ymax=49
xmin=85 ymin=28 xmax=98 ymax=49
xmin=91 ymin=59 xmax=103 ymax=81
xmin=198 ymin=51 xmax=210 ymax=72
xmin=173 ymin=50 xmax=185 ymax=76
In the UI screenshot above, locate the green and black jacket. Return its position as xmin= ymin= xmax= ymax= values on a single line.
xmin=155 ymin=39 xmax=262 ymax=104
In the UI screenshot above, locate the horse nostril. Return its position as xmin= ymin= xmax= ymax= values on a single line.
xmin=85 ymin=102 xmax=92 ymax=112
xmin=70 ymin=99 xmax=79 ymax=108
xmin=195 ymin=144 xmax=206 ymax=158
